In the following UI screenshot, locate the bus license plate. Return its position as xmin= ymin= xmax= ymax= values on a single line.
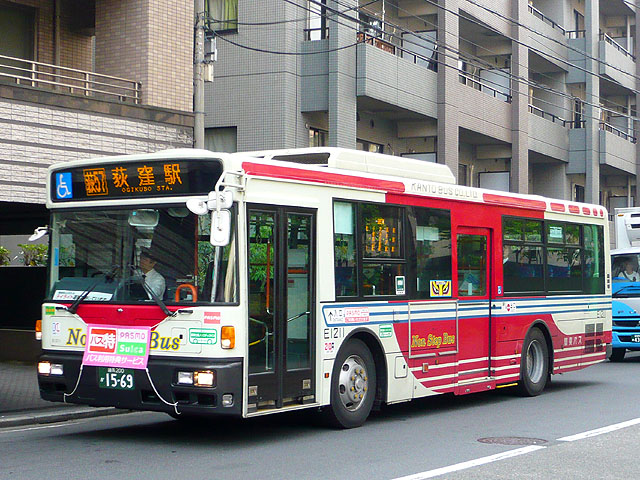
xmin=632 ymin=335 xmax=640 ymax=343
xmin=98 ymin=367 xmax=135 ymax=390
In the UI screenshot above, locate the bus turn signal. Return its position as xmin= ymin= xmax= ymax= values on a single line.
xmin=221 ymin=326 xmax=235 ymax=349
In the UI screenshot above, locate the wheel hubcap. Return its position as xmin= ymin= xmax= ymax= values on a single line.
xmin=338 ymin=355 xmax=369 ymax=411
xmin=526 ymin=340 xmax=544 ymax=384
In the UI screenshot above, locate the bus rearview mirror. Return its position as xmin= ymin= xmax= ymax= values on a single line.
xmin=211 ymin=209 xmax=231 ymax=246
xmin=128 ymin=209 xmax=159 ymax=227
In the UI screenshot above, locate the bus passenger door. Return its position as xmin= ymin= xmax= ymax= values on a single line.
xmin=247 ymin=206 xmax=315 ymax=411
xmin=456 ymin=227 xmax=492 ymax=390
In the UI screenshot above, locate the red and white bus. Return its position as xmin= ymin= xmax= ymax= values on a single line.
xmin=37 ymin=147 xmax=611 ymax=428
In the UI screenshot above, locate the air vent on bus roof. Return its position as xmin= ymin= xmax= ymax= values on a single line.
xmin=271 ymin=153 xmax=330 ymax=164
xmin=247 ymin=148 xmax=456 ymax=185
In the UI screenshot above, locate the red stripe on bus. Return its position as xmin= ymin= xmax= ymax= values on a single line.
xmin=242 ymin=162 xmax=406 ymax=193
xmin=568 ymin=205 xmax=580 ymax=213
xmin=550 ymin=203 xmax=565 ymax=212
xmin=482 ymin=193 xmax=546 ymax=210
xmin=582 ymin=207 xmax=591 ymax=215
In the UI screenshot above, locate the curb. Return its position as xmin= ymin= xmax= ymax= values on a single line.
xmin=0 ymin=406 xmax=130 ymax=429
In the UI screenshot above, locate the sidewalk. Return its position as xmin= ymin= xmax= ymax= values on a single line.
xmin=0 ymin=361 xmax=122 ymax=428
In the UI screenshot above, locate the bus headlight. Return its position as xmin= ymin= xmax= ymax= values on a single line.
xmin=38 ymin=362 xmax=63 ymax=376
xmin=38 ymin=361 xmax=51 ymax=375
xmin=177 ymin=371 xmax=193 ymax=385
xmin=193 ymin=370 xmax=215 ymax=387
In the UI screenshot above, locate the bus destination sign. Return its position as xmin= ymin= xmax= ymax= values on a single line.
xmin=51 ymin=159 xmax=223 ymax=202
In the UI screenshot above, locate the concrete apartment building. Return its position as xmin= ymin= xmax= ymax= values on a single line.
xmin=0 ymin=0 xmax=194 ymax=358
xmin=206 ymin=0 xmax=638 ymax=210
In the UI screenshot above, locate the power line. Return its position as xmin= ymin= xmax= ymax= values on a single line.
xmin=215 ymin=0 xmax=637 ymax=131
xmin=352 ymin=0 xmax=639 ymax=123
xmin=323 ymin=0 xmax=636 ymax=126
xmin=459 ymin=0 xmax=640 ymax=85
xmin=216 ymin=33 xmax=362 ymax=55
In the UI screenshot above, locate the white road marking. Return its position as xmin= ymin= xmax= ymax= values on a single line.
xmin=390 ymin=445 xmax=546 ymax=480
xmin=391 ymin=417 xmax=640 ymax=480
xmin=557 ymin=417 xmax=640 ymax=442
xmin=0 ymin=421 xmax=81 ymax=434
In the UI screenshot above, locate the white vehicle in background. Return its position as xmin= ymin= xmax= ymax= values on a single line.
xmin=610 ymin=208 xmax=640 ymax=361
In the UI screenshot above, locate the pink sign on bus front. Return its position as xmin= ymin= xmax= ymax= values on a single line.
xmin=82 ymin=325 xmax=151 ymax=369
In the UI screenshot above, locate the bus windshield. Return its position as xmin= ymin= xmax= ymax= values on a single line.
xmin=47 ymin=207 xmax=237 ymax=305
xmin=612 ymin=253 xmax=640 ymax=297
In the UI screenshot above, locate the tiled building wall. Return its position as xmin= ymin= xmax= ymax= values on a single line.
xmin=95 ymin=0 xmax=192 ymax=112
xmin=0 ymin=97 xmax=193 ymax=204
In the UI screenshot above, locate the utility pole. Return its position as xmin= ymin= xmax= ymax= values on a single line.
xmin=194 ymin=0 xmax=205 ymax=149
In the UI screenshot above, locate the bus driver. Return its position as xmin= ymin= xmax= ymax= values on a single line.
xmin=139 ymin=247 xmax=166 ymax=299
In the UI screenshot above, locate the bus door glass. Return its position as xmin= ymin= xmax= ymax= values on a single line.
xmin=247 ymin=206 xmax=315 ymax=410
xmin=456 ymin=227 xmax=492 ymax=381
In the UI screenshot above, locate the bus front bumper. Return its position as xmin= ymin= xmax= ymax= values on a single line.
xmin=37 ymin=352 xmax=243 ymax=417
xmin=612 ymin=330 xmax=640 ymax=350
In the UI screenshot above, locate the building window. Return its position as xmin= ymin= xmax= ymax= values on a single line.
xmin=357 ymin=139 xmax=383 ymax=153
xmin=307 ymin=0 xmax=327 ymax=40
xmin=458 ymin=164 xmax=468 ymax=185
xmin=0 ymin=3 xmax=35 ymax=79
xmin=206 ymin=0 xmax=238 ymax=33
xmin=573 ymin=184 xmax=585 ymax=203
xmin=309 ymin=127 xmax=327 ymax=147
xmin=359 ymin=12 xmax=383 ymax=38
xmin=205 ymin=127 xmax=237 ymax=152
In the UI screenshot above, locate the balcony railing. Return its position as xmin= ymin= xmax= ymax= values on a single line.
xmin=357 ymin=32 xmax=396 ymax=54
xmin=599 ymin=32 xmax=635 ymax=60
xmin=459 ymin=72 xmax=511 ymax=103
xmin=600 ymin=121 xmax=637 ymax=143
xmin=0 ymin=54 xmax=141 ymax=104
xmin=566 ymin=30 xmax=585 ymax=39
xmin=356 ymin=32 xmax=439 ymax=71
xmin=528 ymin=104 xmax=571 ymax=127
xmin=528 ymin=4 xmax=566 ymax=34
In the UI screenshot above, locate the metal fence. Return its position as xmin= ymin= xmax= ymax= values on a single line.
xmin=0 ymin=54 xmax=141 ymax=104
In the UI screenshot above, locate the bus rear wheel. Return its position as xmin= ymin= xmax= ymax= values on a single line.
xmin=324 ymin=339 xmax=376 ymax=429
xmin=516 ymin=328 xmax=549 ymax=397
xmin=609 ymin=348 xmax=626 ymax=362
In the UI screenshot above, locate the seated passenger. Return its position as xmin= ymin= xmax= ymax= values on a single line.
xmin=622 ymin=261 xmax=640 ymax=282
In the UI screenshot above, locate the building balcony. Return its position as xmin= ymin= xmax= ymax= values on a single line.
xmin=599 ymin=126 xmax=636 ymax=174
xmin=525 ymin=5 xmax=568 ymax=70
xmin=356 ymin=41 xmax=438 ymax=118
xmin=300 ymin=35 xmax=438 ymax=117
xmin=527 ymin=105 xmax=570 ymax=161
xmin=599 ymin=33 xmax=635 ymax=90
xmin=0 ymin=54 xmax=141 ymax=104
xmin=458 ymin=72 xmax=511 ymax=103
xmin=528 ymin=4 xmax=565 ymax=35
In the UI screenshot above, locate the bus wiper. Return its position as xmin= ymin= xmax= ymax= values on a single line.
xmin=613 ymin=284 xmax=640 ymax=297
xmin=140 ymin=279 xmax=174 ymax=317
xmin=67 ymin=267 xmax=119 ymax=314
xmin=129 ymin=266 xmax=174 ymax=317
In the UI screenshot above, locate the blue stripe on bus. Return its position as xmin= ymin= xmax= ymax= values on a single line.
xmin=321 ymin=297 xmax=609 ymax=326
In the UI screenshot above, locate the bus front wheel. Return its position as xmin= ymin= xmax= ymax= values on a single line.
xmin=324 ymin=339 xmax=376 ymax=429
xmin=516 ymin=328 xmax=549 ymax=397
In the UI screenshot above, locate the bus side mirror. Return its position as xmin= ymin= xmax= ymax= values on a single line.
xmin=211 ymin=209 xmax=231 ymax=246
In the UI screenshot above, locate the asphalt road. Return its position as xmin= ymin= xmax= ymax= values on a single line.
xmin=2 ymin=352 xmax=640 ymax=480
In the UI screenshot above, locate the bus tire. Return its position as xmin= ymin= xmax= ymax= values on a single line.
xmin=324 ymin=338 xmax=376 ymax=429
xmin=516 ymin=328 xmax=549 ymax=397
xmin=609 ymin=348 xmax=626 ymax=362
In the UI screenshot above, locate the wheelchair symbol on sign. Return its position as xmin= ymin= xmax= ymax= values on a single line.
xmin=56 ymin=173 xmax=73 ymax=199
